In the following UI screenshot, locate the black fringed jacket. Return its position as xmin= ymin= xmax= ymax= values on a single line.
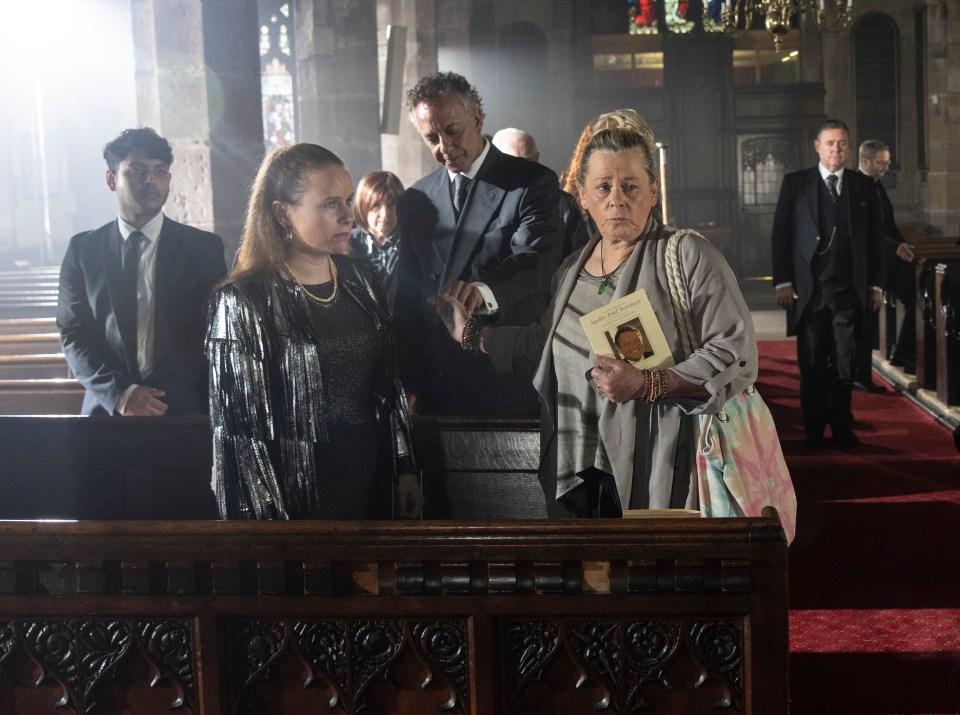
xmin=206 ymin=255 xmax=415 ymax=519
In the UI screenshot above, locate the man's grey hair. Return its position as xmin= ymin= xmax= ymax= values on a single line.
xmin=859 ymin=139 xmax=889 ymax=162
xmin=405 ymin=71 xmax=484 ymax=122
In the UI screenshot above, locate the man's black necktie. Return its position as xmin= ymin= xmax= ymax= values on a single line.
xmin=826 ymin=174 xmax=840 ymax=204
xmin=453 ymin=174 xmax=471 ymax=214
xmin=121 ymin=231 xmax=144 ymax=376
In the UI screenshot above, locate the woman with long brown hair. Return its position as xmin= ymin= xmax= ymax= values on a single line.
xmin=207 ymin=143 xmax=422 ymax=520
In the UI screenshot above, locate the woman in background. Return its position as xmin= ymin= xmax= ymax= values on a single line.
xmin=207 ymin=144 xmax=422 ymax=520
xmin=349 ymin=170 xmax=404 ymax=310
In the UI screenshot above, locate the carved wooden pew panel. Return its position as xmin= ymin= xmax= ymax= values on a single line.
xmin=872 ymin=237 xmax=955 ymax=374
xmin=0 ymin=519 xmax=788 ymax=714
xmin=913 ymin=240 xmax=960 ymax=389
xmin=935 ymin=263 xmax=960 ymax=405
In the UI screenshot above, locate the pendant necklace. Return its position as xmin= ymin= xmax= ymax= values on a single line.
xmin=598 ymin=240 xmax=628 ymax=295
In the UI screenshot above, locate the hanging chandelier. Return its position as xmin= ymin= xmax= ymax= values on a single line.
xmin=719 ymin=0 xmax=854 ymax=51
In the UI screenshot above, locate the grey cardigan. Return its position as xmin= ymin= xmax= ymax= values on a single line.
xmin=485 ymin=220 xmax=757 ymax=515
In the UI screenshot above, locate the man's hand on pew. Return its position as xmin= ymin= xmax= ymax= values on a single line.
xmin=896 ymin=243 xmax=915 ymax=262
xmin=120 ymin=386 xmax=168 ymax=416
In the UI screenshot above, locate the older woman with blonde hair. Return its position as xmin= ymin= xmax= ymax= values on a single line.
xmin=433 ymin=110 xmax=756 ymax=519
xmin=207 ymin=143 xmax=422 ymax=520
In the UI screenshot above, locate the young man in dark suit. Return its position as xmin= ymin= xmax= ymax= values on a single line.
xmin=394 ymin=72 xmax=563 ymax=416
xmin=771 ymin=119 xmax=883 ymax=448
xmin=57 ymin=127 xmax=226 ymax=416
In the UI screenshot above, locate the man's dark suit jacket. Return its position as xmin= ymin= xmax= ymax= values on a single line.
xmin=57 ymin=217 xmax=226 ymax=415
xmin=394 ymin=143 xmax=562 ymax=415
xmin=771 ymin=166 xmax=882 ymax=335
xmin=872 ymin=178 xmax=912 ymax=288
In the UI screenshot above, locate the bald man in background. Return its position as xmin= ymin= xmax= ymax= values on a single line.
xmin=492 ymin=127 xmax=588 ymax=258
xmin=491 ymin=128 xmax=540 ymax=162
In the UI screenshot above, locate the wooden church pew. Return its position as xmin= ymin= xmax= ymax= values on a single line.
xmin=0 ymin=516 xmax=789 ymax=713
xmin=935 ymin=263 xmax=960 ymax=405
xmin=0 ymin=379 xmax=83 ymax=415
xmin=915 ymin=248 xmax=960 ymax=389
xmin=0 ymin=317 xmax=56 ymax=336
xmin=0 ymin=333 xmax=61 ymax=357
xmin=0 ymin=354 xmax=71 ymax=380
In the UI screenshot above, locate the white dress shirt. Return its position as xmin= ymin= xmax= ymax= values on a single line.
xmin=115 ymin=212 xmax=163 ymax=411
xmin=447 ymin=140 xmax=499 ymax=315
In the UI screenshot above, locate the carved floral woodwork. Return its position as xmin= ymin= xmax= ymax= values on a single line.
xmin=0 ymin=519 xmax=787 ymax=713
xmin=0 ymin=618 xmax=194 ymax=713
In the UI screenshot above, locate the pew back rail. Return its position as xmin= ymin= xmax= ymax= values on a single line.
xmin=0 ymin=518 xmax=788 ymax=714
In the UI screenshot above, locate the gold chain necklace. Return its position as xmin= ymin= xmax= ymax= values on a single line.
xmin=285 ymin=255 xmax=338 ymax=306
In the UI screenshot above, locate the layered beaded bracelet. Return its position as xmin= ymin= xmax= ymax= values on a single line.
xmin=461 ymin=316 xmax=483 ymax=354
xmin=640 ymin=368 xmax=667 ymax=403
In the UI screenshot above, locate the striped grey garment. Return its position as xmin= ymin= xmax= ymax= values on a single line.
xmin=551 ymin=262 xmax=627 ymax=495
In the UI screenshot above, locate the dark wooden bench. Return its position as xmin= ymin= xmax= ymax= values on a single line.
xmin=0 ymin=416 xmax=546 ymax=520
xmin=0 ymin=517 xmax=789 ymax=714
xmin=936 ymin=263 xmax=960 ymax=405
xmin=416 ymin=415 xmax=545 ymax=519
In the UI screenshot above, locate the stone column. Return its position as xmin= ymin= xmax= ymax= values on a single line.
xmin=378 ymin=0 xmax=439 ymax=187
xmin=130 ymin=0 xmax=263 ymax=256
xmin=921 ymin=0 xmax=960 ymax=234
xmin=295 ymin=0 xmax=382 ymax=181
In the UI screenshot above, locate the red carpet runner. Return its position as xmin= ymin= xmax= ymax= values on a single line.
xmin=756 ymin=340 xmax=960 ymax=715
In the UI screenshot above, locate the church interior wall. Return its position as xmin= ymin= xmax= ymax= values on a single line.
xmin=0 ymin=0 xmax=956 ymax=273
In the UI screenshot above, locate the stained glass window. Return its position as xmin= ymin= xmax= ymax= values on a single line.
xmin=627 ymin=0 xmax=659 ymax=35
xmin=627 ymin=1 xmax=726 ymax=35
xmin=740 ymin=137 xmax=793 ymax=206
xmin=703 ymin=0 xmax=725 ymax=31
xmin=259 ymin=1 xmax=297 ymax=151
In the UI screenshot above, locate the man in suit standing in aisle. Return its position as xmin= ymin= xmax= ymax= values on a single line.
xmin=856 ymin=139 xmax=916 ymax=375
xmin=394 ymin=72 xmax=563 ymax=416
xmin=771 ymin=119 xmax=883 ymax=448
xmin=57 ymin=127 xmax=226 ymax=416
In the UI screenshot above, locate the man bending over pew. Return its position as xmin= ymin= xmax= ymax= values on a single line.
xmin=57 ymin=128 xmax=226 ymax=415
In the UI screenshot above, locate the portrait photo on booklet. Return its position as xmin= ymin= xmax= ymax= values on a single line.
xmin=579 ymin=288 xmax=675 ymax=369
